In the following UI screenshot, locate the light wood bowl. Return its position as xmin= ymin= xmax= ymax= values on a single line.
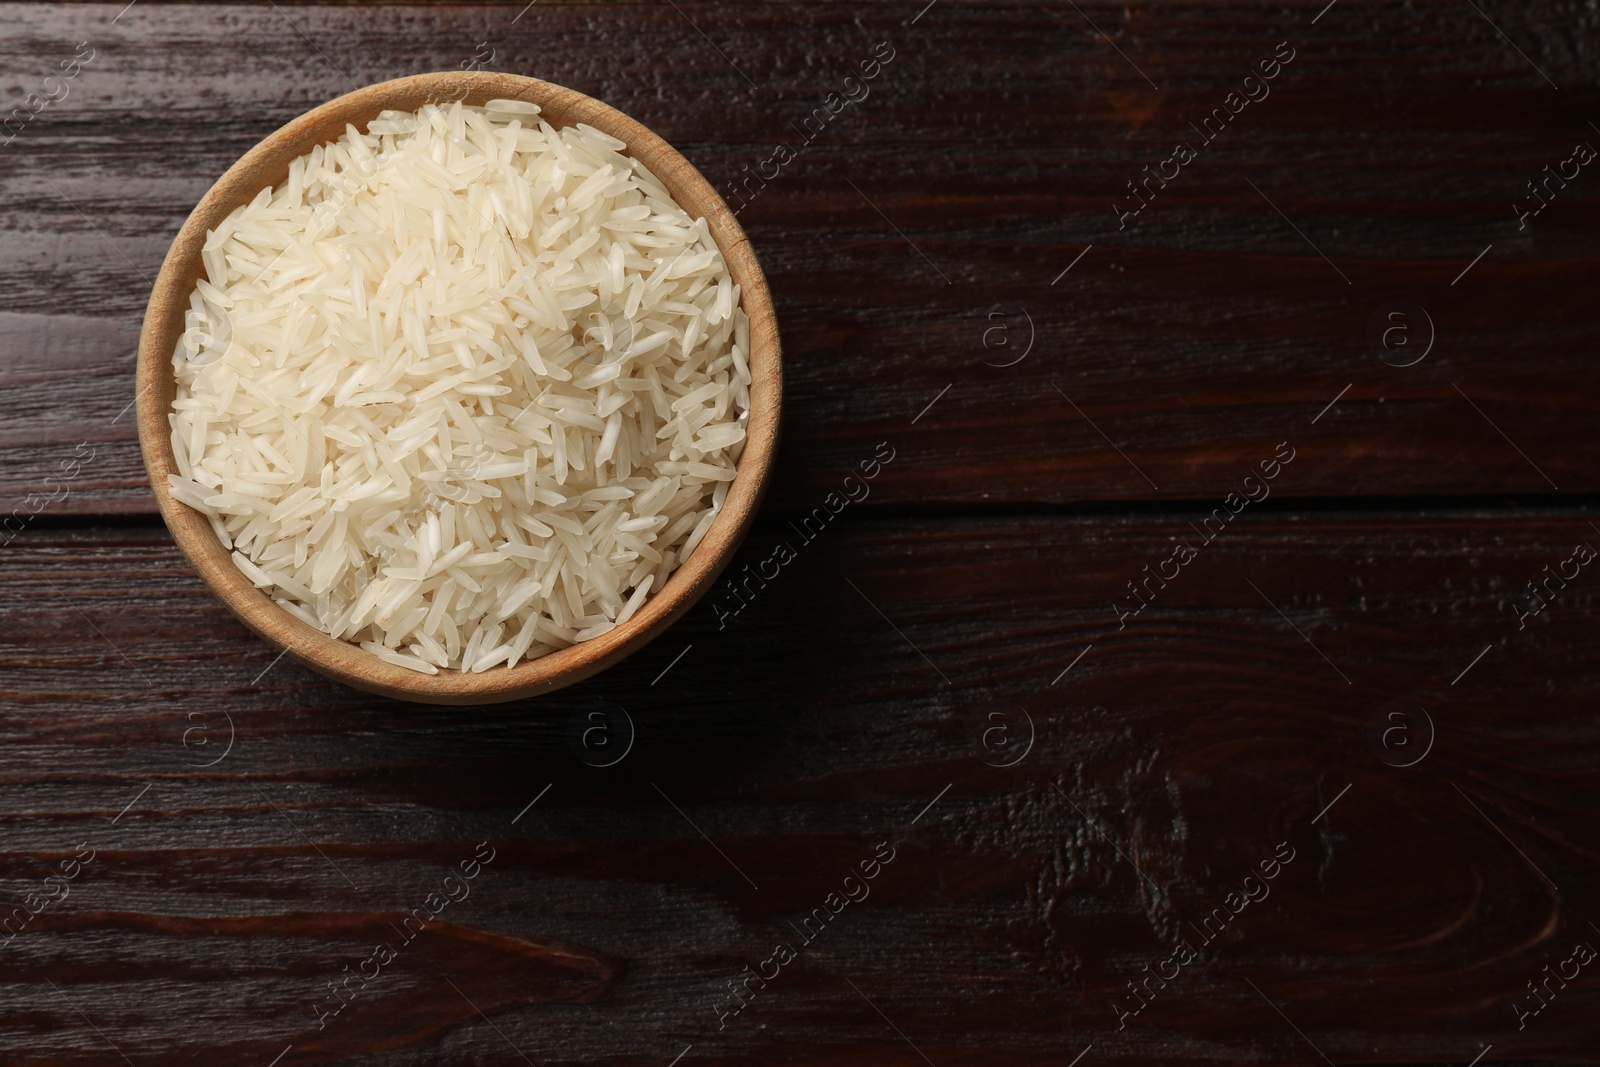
xmin=135 ymin=71 xmax=781 ymax=705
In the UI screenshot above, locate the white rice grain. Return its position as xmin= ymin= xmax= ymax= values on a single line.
xmin=170 ymin=101 xmax=750 ymax=673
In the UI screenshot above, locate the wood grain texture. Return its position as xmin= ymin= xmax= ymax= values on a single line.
xmin=1 ymin=512 xmax=1597 ymax=1064
xmin=5 ymin=911 xmax=618 ymax=1067
xmin=2 ymin=2 xmax=1598 ymax=514
xmin=2 ymin=2 xmax=1598 ymax=1065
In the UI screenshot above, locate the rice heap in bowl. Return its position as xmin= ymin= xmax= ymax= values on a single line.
xmin=167 ymin=100 xmax=750 ymax=675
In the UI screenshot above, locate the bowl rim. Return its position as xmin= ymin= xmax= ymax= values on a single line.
xmin=134 ymin=70 xmax=781 ymax=705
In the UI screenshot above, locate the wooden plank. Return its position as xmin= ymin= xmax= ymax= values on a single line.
xmin=1 ymin=510 xmax=1596 ymax=1064
xmin=1 ymin=3 xmax=1597 ymax=514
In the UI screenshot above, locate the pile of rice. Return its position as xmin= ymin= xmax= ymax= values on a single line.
xmin=167 ymin=99 xmax=750 ymax=674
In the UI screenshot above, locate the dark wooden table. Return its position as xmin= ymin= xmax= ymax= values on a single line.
xmin=3 ymin=2 xmax=1599 ymax=1064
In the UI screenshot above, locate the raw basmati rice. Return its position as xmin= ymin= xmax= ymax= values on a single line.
xmin=169 ymin=100 xmax=751 ymax=674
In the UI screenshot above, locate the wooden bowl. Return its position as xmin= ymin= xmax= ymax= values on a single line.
xmin=135 ymin=71 xmax=781 ymax=705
